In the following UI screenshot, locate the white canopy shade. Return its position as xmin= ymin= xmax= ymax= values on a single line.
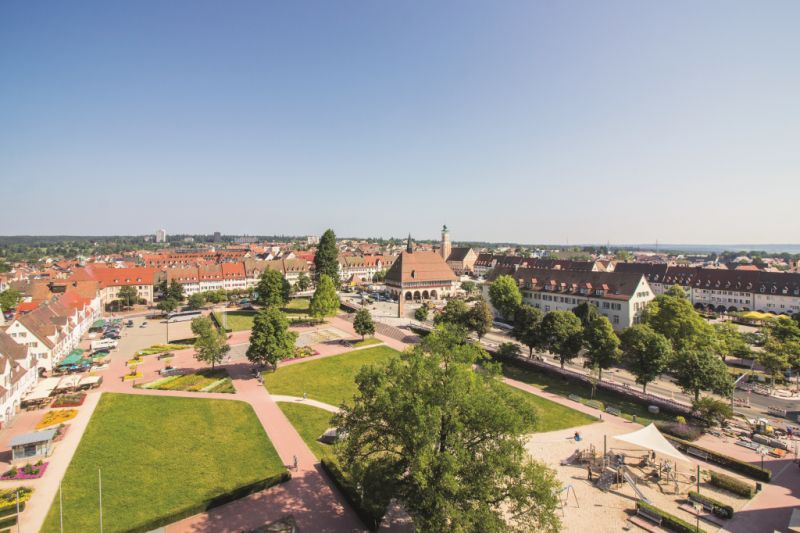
xmin=613 ymin=423 xmax=692 ymax=463
xmin=24 ymin=377 xmax=62 ymax=402
xmin=789 ymin=508 xmax=800 ymax=532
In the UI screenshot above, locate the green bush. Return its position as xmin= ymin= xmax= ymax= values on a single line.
xmin=656 ymin=421 xmax=704 ymax=441
xmin=0 ymin=502 xmax=25 ymax=518
xmin=320 ymin=458 xmax=387 ymax=531
xmin=0 ymin=517 xmax=16 ymax=530
xmin=688 ymin=491 xmax=733 ymax=519
xmin=664 ymin=435 xmax=771 ymax=482
xmin=708 ymin=471 xmax=756 ymax=498
xmin=118 ymin=471 xmax=290 ymax=533
xmin=636 ymin=500 xmax=704 ymax=533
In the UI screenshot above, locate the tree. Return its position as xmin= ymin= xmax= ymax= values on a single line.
xmin=488 ymin=275 xmax=522 ymax=321
xmin=433 ymin=298 xmax=470 ymax=328
xmin=672 ymin=348 xmax=733 ymax=401
xmin=167 ymin=280 xmax=185 ymax=301
xmin=467 ymin=298 xmax=493 ymax=340
xmin=539 ymin=311 xmax=583 ymax=368
xmin=296 ymin=272 xmax=311 ymax=292
xmin=117 ymin=285 xmax=139 ymax=308
xmin=372 ymin=269 xmax=387 ymax=282
xmin=0 ymin=289 xmax=22 ymax=312
xmin=353 ymin=308 xmax=375 ymax=340
xmin=256 ymin=269 xmax=290 ymax=307
xmin=572 ymin=302 xmax=600 ymax=330
xmin=758 ymin=343 xmax=790 ymax=389
xmin=334 ymin=325 xmax=561 ymax=532
xmin=157 ymin=298 xmax=179 ymax=315
xmin=620 ymin=324 xmax=672 ymax=393
xmin=583 ymin=316 xmax=620 ymax=381
xmin=314 ymin=229 xmax=339 ymax=285
xmin=191 ymin=316 xmax=230 ymax=369
xmin=692 ymin=396 xmax=733 ymax=428
xmin=461 ymin=280 xmax=477 ymax=295
xmin=309 ymin=274 xmax=340 ymax=319
xmin=187 ymin=292 xmax=207 ymax=310
xmin=414 ymin=306 xmax=429 ymax=322
xmin=156 ymin=279 xmax=168 ymax=298
xmin=713 ymin=322 xmax=751 ymax=360
xmin=497 ymin=341 xmax=521 ymax=359
xmin=643 ymin=289 xmax=715 ymax=351
xmin=511 ymin=304 xmax=544 ymax=357
xmin=246 ymin=306 xmax=298 ymax=369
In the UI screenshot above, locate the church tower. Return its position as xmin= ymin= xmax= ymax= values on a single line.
xmin=440 ymin=225 xmax=452 ymax=261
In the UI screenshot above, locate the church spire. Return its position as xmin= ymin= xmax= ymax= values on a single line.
xmin=406 ymin=233 xmax=413 ymax=253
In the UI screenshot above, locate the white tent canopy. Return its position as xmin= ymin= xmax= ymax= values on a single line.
xmin=613 ymin=423 xmax=692 ymax=464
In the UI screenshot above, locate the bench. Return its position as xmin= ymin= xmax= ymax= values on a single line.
xmin=686 ymin=447 xmax=709 ymax=461
xmin=637 ymin=505 xmax=663 ymax=526
xmin=605 ymin=406 xmax=622 ymax=417
xmin=568 ymin=394 xmax=583 ymax=403
xmin=688 ymin=493 xmax=714 ymax=513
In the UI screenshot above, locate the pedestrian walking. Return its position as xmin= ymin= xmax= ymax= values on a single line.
xmin=303 ymin=391 xmax=307 ymax=400
xmin=293 ymin=455 xmax=298 ymax=471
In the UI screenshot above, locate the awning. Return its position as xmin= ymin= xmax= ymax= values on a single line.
xmin=91 ymin=319 xmax=106 ymax=328
xmin=24 ymin=377 xmax=61 ymax=402
xmin=55 ymin=375 xmax=81 ymax=390
xmin=58 ymin=353 xmax=82 ymax=367
xmin=79 ymin=376 xmax=102 ymax=387
xmin=613 ymin=423 xmax=692 ymax=463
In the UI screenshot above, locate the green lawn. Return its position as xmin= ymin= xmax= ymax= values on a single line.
xmin=502 ymin=361 xmax=674 ymax=426
xmin=137 ymin=368 xmax=236 ymax=393
xmin=42 ymin=394 xmax=285 ymax=533
xmin=285 ymin=298 xmax=310 ymax=311
xmin=352 ymin=337 xmax=382 ymax=348
xmin=503 ymin=385 xmax=596 ymax=432
xmin=214 ymin=310 xmax=257 ymax=332
xmin=278 ymin=402 xmax=337 ymax=461
xmin=263 ymin=345 xmax=400 ymax=406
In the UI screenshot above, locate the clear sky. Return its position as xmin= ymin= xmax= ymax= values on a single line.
xmin=1 ymin=1 xmax=798 ymax=244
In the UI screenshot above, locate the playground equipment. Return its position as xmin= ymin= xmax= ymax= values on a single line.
xmin=556 ymin=485 xmax=579 ymax=517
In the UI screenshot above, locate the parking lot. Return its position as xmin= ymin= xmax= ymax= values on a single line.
xmin=81 ymin=315 xmax=196 ymax=361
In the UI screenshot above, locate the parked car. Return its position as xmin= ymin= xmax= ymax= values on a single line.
xmin=140 ymin=321 xmax=148 ymax=328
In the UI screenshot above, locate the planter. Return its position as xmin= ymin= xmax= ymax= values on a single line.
xmin=1 ymin=463 xmax=48 ymax=481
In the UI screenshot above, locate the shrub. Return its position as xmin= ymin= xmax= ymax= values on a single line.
xmin=693 ymin=396 xmax=733 ymax=428
xmin=320 ymin=458 xmax=387 ymax=531
xmin=665 ymin=435 xmax=771 ymax=482
xmin=708 ymin=471 xmax=756 ymax=498
xmin=0 ymin=502 xmax=25 ymax=518
xmin=656 ymin=421 xmax=704 ymax=441
xmin=635 ymin=500 xmax=703 ymax=533
xmin=0 ymin=516 xmax=16 ymax=530
xmin=2 ymin=468 xmax=15 ymax=479
xmin=688 ymin=491 xmax=734 ymax=519
xmin=676 ymin=415 xmax=687 ymax=424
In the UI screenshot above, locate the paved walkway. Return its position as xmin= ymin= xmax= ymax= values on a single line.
xmin=271 ymin=395 xmax=341 ymax=413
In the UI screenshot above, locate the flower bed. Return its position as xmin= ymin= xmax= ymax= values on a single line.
xmin=136 ymin=344 xmax=192 ymax=356
xmin=52 ymin=393 xmax=86 ymax=408
xmin=35 ymin=409 xmax=78 ymax=429
xmin=656 ymin=421 xmax=704 ymax=442
xmin=123 ymin=371 xmax=143 ymax=381
xmin=1 ymin=462 xmax=48 ymax=481
xmin=0 ymin=487 xmax=32 ymax=514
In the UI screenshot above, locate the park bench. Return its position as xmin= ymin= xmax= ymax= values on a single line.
xmin=688 ymin=493 xmax=714 ymax=513
xmin=605 ymin=406 xmax=622 ymax=417
xmin=686 ymin=447 xmax=709 ymax=461
xmin=568 ymin=394 xmax=583 ymax=403
xmin=157 ymin=352 xmax=173 ymax=360
xmin=637 ymin=505 xmax=663 ymax=526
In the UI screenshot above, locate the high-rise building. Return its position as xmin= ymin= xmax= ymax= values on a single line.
xmin=155 ymin=229 xmax=167 ymax=243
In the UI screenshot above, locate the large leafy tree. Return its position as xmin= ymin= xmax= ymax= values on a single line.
xmin=187 ymin=292 xmax=206 ymax=310
xmin=157 ymin=298 xmax=179 ymax=314
xmin=314 ymin=229 xmax=339 ymax=285
xmin=167 ymin=280 xmax=185 ymax=302
xmin=309 ymin=274 xmax=340 ymax=319
xmin=572 ymin=302 xmax=600 ymax=330
xmin=117 ymin=285 xmax=139 ymax=308
xmin=583 ymin=316 xmax=620 ymax=381
xmin=620 ymin=324 xmax=672 ymax=393
xmin=643 ymin=288 xmax=715 ymax=351
xmin=511 ymin=304 xmax=543 ymax=357
xmin=296 ymin=272 xmax=311 ymax=292
xmin=672 ymin=348 xmax=733 ymax=401
xmin=335 ymin=325 xmax=561 ymax=532
xmin=488 ymin=275 xmax=522 ymax=321
xmin=353 ymin=308 xmax=375 ymax=340
xmin=539 ymin=311 xmax=583 ymax=368
xmin=467 ymin=298 xmax=493 ymax=340
xmin=191 ymin=316 xmax=230 ymax=369
xmin=0 ymin=289 xmax=22 ymax=312
xmin=433 ymin=298 xmax=470 ymax=328
xmin=256 ymin=269 xmax=290 ymax=307
xmin=713 ymin=322 xmax=752 ymax=360
xmin=246 ymin=306 xmax=297 ymax=368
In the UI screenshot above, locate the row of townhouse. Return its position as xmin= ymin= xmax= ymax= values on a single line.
xmin=614 ymin=264 xmax=800 ymax=315
xmin=165 ymin=259 xmax=310 ymax=296
xmin=338 ymin=255 xmax=396 ymax=283
xmin=473 ymin=255 xmax=612 ymax=278
xmin=484 ymin=266 xmax=654 ymax=331
xmin=3 ymin=289 xmax=100 ymax=374
xmin=0 ymin=334 xmax=38 ymax=427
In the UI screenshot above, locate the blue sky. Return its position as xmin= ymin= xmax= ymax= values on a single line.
xmin=1 ymin=1 xmax=798 ymax=244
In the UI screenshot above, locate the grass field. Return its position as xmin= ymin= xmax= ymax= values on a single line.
xmin=285 ymin=298 xmax=310 ymax=311
xmin=277 ymin=402 xmax=336 ymax=461
xmin=503 ymin=385 xmax=596 ymax=432
xmin=41 ymin=394 xmax=285 ymax=533
xmin=352 ymin=337 xmax=382 ymax=348
xmin=138 ymin=368 xmax=236 ymax=393
xmin=502 ymin=361 xmax=674 ymax=426
xmin=263 ymin=345 xmax=400 ymax=406
xmin=214 ymin=310 xmax=257 ymax=332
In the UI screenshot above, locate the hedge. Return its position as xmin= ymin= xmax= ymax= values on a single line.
xmin=0 ymin=517 xmax=16 ymax=530
xmin=119 ymin=471 xmax=290 ymax=533
xmin=656 ymin=421 xmax=704 ymax=442
xmin=688 ymin=491 xmax=733 ymax=519
xmin=0 ymin=502 xmax=24 ymax=518
xmin=708 ymin=471 xmax=756 ymax=498
xmin=664 ymin=435 xmax=772 ymax=482
xmin=320 ymin=458 xmax=387 ymax=531
xmin=636 ymin=500 xmax=704 ymax=533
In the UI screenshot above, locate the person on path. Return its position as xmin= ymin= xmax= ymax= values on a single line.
xmin=293 ymin=455 xmax=298 ymax=471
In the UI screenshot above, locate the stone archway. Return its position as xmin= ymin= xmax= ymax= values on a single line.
xmin=405 ymin=292 xmax=413 ymax=301
xmin=430 ymin=290 xmax=438 ymax=300
xmin=422 ymin=290 xmax=429 ymax=300
xmin=728 ymin=306 xmax=738 ymax=313
xmin=413 ymin=291 xmax=421 ymax=301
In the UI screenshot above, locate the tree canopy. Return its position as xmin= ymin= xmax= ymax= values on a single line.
xmin=488 ymin=275 xmax=522 ymax=321
xmin=671 ymin=348 xmax=733 ymax=401
xmin=191 ymin=316 xmax=230 ymax=369
xmin=167 ymin=280 xmax=185 ymax=302
xmin=314 ymin=229 xmax=339 ymax=284
xmin=643 ymin=290 xmax=715 ymax=351
xmin=157 ymin=298 xmax=179 ymax=314
xmin=539 ymin=311 xmax=583 ymax=368
xmin=117 ymin=285 xmax=139 ymax=307
xmin=511 ymin=304 xmax=543 ymax=357
xmin=572 ymin=302 xmax=600 ymax=330
xmin=353 ymin=308 xmax=376 ymax=340
xmin=434 ymin=298 xmax=470 ymax=328
xmin=620 ymin=324 xmax=672 ymax=393
xmin=0 ymin=289 xmax=22 ymax=313
xmin=309 ymin=274 xmax=340 ymax=319
xmin=255 ymin=269 xmax=290 ymax=307
xmin=246 ymin=306 xmax=297 ymax=368
xmin=467 ymin=298 xmax=493 ymax=340
xmin=583 ymin=316 xmax=620 ymax=381
xmin=335 ymin=325 xmax=561 ymax=532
